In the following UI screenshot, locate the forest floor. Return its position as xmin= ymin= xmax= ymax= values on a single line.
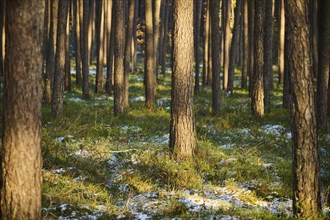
xmin=3 ymin=59 xmax=328 ymax=219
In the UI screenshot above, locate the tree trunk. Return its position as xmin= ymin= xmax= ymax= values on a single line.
xmin=95 ymin=0 xmax=104 ymax=93
xmin=310 ymin=0 xmax=318 ymax=79
xmin=263 ymin=0 xmax=273 ymax=112
xmin=153 ymin=0 xmax=161 ymax=78
xmin=210 ymin=0 xmax=221 ymax=114
xmin=194 ymin=0 xmax=202 ymax=93
xmin=170 ymin=0 xmax=196 ymax=160
xmin=228 ymin=0 xmax=242 ymax=94
xmin=248 ymin=0 xmax=254 ymax=95
xmin=124 ymin=0 xmax=136 ymax=107
xmin=222 ymin=0 xmax=232 ymax=91
xmin=282 ymin=32 xmax=290 ymax=109
xmin=64 ymin=1 xmax=71 ymax=92
xmin=202 ymin=0 xmax=209 ymax=86
xmin=131 ymin=0 xmax=138 ymax=73
xmin=207 ymin=8 xmax=212 ymax=86
xmin=145 ymin=0 xmax=156 ymax=109
xmin=0 ymin=0 xmax=4 ymax=77
xmin=114 ymin=0 xmax=125 ymax=115
xmin=241 ymin=0 xmax=248 ymax=90
xmin=161 ymin=0 xmax=169 ymax=76
xmin=285 ymin=0 xmax=321 ymax=217
xmin=251 ymin=0 xmax=265 ymax=118
xmin=74 ymin=0 xmax=82 ymax=84
xmin=105 ymin=0 xmax=113 ymax=96
xmin=1 ymin=1 xmax=43 ymax=219
xmin=278 ymin=0 xmax=284 ymax=85
xmin=52 ymin=0 xmax=68 ymax=116
xmin=88 ymin=0 xmax=94 ymax=64
xmin=43 ymin=0 xmax=49 ymax=85
xmin=82 ymin=0 xmax=90 ymax=99
xmin=316 ymin=0 xmax=330 ymax=129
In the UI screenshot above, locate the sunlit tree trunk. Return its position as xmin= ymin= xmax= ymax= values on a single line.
xmin=82 ymin=0 xmax=90 ymax=99
xmin=277 ymin=0 xmax=284 ymax=85
xmin=222 ymin=0 xmax=232 ymax=91
xmin=194 ymin=0 xmax=202 ymax=93
xmin=74 ymin=0 xmax=82 ymax=84
xmin=1 ymin=1 xmax=43 ymax=219
xmin=153 ymin=0 xmax=161 ymax=78
xmin=95 ymin=0 xmax=105 ymax=93
xmin=202 ymin=0 xmax=209 ymax=86
xmin=248 ymin=0 xmax=254 ymax=95
xmin=64 ymin=1 xmax=71 ymax=92
xmin=0 ymin=0 xmax=4 ymax=77
xmin=43 ymin=0 xmax=49 ymax=85
xmin=105 ymin=0 xmax=113 ymax=96
xmin=170 ymin=0 xmax=196 ymax=160
xmin=241 ymin=0 xmax=248 ymax=90
xmin=161 ymin=0 xmax=169 ymax=76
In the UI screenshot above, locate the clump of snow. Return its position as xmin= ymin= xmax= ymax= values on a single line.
xmin=219 ymin=158 xmax=237 ymax=165
xmin=262 ymin=124 xmax=286 ymax=137
xmin=54 ymin=168 xmax=66 ymax=174
xmin=74 ymin=176 xmax=85 ymax=182
xmin=150 ymin=134 xmax=169 ymax=145
xmin=156 ymin=98 xmax=170 ymax=106
xmin=119 ymin=125 xmax=142 ymax=134
xmin=131 ymin=96 xmax=145 ymax=102
xmin=56 ymin=136 xmax=65 ymax=143
xmin=74 ymin=149 xmax=92 ymax=158
xmin=136 ymin=77 xmax=144 ymax=82
xmin=260 ymin=163 xmax=276 ymax=169
xmin=68 ymin=97 xmax=84 ymax=102
xmin=285 ymin=132 xmax=292 ymax=140
xmin=108 ymin=155 xmax=118 ymax=166
xmin=219 ymin=144 xmax=236 ymax=149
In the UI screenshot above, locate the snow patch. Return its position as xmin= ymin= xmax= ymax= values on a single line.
xmin=262 ymin=124 xmax=286 ymax=136
xmin=131 ymin=96 xmax=145 ymax=102
xmin=119 ymin=125 xmax=142 ymax=134
xmin=68 ymin=97 xmax=84 ymax=102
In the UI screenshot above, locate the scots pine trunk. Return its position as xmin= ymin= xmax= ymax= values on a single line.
xmin=285 ymin=0 xmax=321 ymax=217
xmin=95 ymin=0 xmax=105 ymax=93
xmin=170 ymin=0 xmax=196 ymax=160
xmin=222 ymin=0 xmax=231 ymax=91
xmin=248 ymin=0 xmax=254 ymax=95
xmin=1 ymin=1 xmax=43 ymax=219
xmin=202 ymin=0 xmax=209 ymax=86
xmin=74 ymin=0 xmax=82 ymax=84
xmin=64 ymin=1 xmax=71 ymax=92
xmin=241 ymin=0 xmax=248 ymax=90
xmin=278 ymin=0 xmax=284 ymax=85
xmin=194 ymin=0 xmax=202 ymax=93
xmin=105 ymin=0 xmax=113 ymax=95
xmin=153 ymin=0 xmax=161 ymax=78
xmin=82 ymin=0 xmax=90 ymax=99
xmin=161 ymin=0 xmax=169 ymax=76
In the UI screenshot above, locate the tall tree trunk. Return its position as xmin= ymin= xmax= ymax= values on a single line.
xmin=248 ymin=0 xmax=254 ymax=95
xmin=124 ymin=0 xmax=136 ymax=107
xmin=113 ymin=0 xmax=125 ymax=115
xmin=64 ymin=1 xmax=71 ymax=92
xmin=251 ymin=0 xmax=265 ymax=118
xmin=105 ymin=0 xmax=113 ymax=95
xmin=1 ymin=1 xmax=43 ymax=219
xmin=88 ymin=0 xmax=94 ymax=64
xmin=52 ymin=0 xmax=68 ymax=116
xmin=145 ymin=0 xmax=156 ymax=109
xmin=310 ymin=0 xmax=318 ymax=79
xmin=241 ymin=0 xmax=248 ymax=90
xmin=161 ymin=0 xmax=169 ymax=76
xmin=95 ymin=0 xmax=105 ymax=93
xmin=210 ymin=0 xmax=221 ymax=114
xmin=170 ymin=0 xmax=196 ymax=160
xmin=286 ymin=0 xmax=321 ymax=217
xmin=228 ymin=0 xmax=242 ymax=94
xmin=222 ymin=0 xmax=232 ymax=91
xmin=0 ymin=0 xmax=4 ymax=78
xmin=82 ymin=0 xmax=90 ymax=99
xmin=202 ymin=0 xmax=209 ymax=86
xmin=207 ymin=8 xmax=212 ymax=86
xmin=194 ymin=0 xmax=202 ymax=93
xmin=153 ymin=0 xmax=161 ymax=78
xmin=316 ymin=0 xmax=330 ymax=129
xmin=43 ymin=0 xmax=49 ymax=85
xmin=278 ymin=0 xmax=284 ymax=85
xmin=282 ymin=32 xmax=290 ymax=109
xmin=131 ymin=0 xmax=138 ymax=73
xmin=74 ymin=0 xmax=82 ymax=84
xmin=263 ymin=0 xmax=273 ymax=112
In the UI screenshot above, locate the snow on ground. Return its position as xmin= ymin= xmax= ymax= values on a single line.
xmin=68 ymin=97 xmax=84 ymax=103
xmin=119 ymin=125 xmax=142 ymax=134
xmin=131 ymin=96 xmax=145 ymax=102
xmin=262 ymin=124 xmax=291 ymax=140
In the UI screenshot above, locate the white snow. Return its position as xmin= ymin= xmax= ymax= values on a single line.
xmin=262 ymin=124 xmax=286 ymax=136
xmin=68 ymin=97 xmax=84 ymax=102
xmin=156 ymin=98 xmax=170 ymax=105
xmin=74 ymin=149 xmax=92 ymax=158
xmin=119 ymin=125 xmax=142 ymax=134
xmin=56 ymin=136 xmax=65 ymax=143
xmin=131 ymin=96 xmax=145 ymax=102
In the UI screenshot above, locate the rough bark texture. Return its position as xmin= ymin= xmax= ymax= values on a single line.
xmin=82 ymin=0 xmax=90 ymax=99
xmin=43 ymin=0 xmax=49 ymax=85
xmin=310 ymin=0 xmax=318 ymax=79
xmin=194 ymin=0 xmax=202 ymax=93
xmin=207 ymin=6 xmax=212 ymax=86
xmin=316 ymin=0 xmax=330 ymax=129
xmin=74 ymin=0 xmax=82 ymax=84
xmin=0 ymin=0 xmax=4 ymax=77
xmin=124 ymin=0 xmax=135 ymax=107
xmin=95 ymin=0 xmax=104 ymax=93
xmin=202 ymin=0 xmax=209 ymax=86
xmin=263 ymin=0 xmax=273 ymax=112
xmin=210 ymin=0 xmax=221 ymax=114
xmin=105 ymin=0 xmax=113 ymax=95
xmin=131 ymin=0 xmax=138 ymax=73
xmin=222 ymin=0 xmax=232 ymax=91
xmin=228 ymin=0 xmax=242 ymax=94
xmin=113 ymin=0 xmax=125 ymax=115
xmin=170 ymin=0 xmax=196 ymax=161
xmin=161 ymin=0 xmax=169 ymax=76
xmin=278 ymin=0 xmax=284 ymax=85
xmin=153 ymin=0 xmax=161 ymax=77
xmin=64 ymin=1 xmax=71 ymax=92
xmin=1 ymin=1 xmax=43 ymax=219
xmin=241 ymin=0 xmax=248 ymax=90
xmin=248 ymin=0 xmax=254 ymax=95
xmin=282 ymin=32 xmax=290 ymax=109
xmin=145 ymin=0 xmax=156 ymax=109
xmin=52 ymin=0 xmax=68 ymax=116
xmin=251 ymin=0 xmax=265 ymax=118
xmin=285 ymin=0 xmax=321 ymax=218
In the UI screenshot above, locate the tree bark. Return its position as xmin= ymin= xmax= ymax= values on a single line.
xmin=153 ymin=0 xmax=161 ymax=78
xmin=310 ymin=0 xmax=318 ymax=79
xmin=285 ymin=0 xmax=321 ymax=217
xmin=95 ymin=0 xmax=105 ymax=93
xmin=1 ymin=1 xmax=43 ymax=219
xmin=0 ymin=0 xmax=4 ymax=77
xmin=114 ymin=0 xmax=125 ymax=115
xmin=74 ymin=0 xmax=82 ymax=84
xmin=145 ymin=0 xmax=156 ymax=109
xmin=278 ymin=0 xmax=284 ymax=85
xmin=64 ymin=1 xmax=71 ymax=92
xmin=263 ymin=0 xmax=273 ymax=112
xmin=43 ymin=0 xmax=49 ymax=86
xmin=251 ymin=0 xmax=265 ymax=118
xmin=194 ymin=0 xmax=202 ymax=93
xmin=228 ymin=0 xmax=242 ymax=94
xmin=161 ymin=0 xmax=169 ymax=76
xmin=105 ymin=0 xmax=113 ymax=96
xmin=170 ymin=0 xmax=196 ymax=160
xmin=248 ymin=0 xmax=254 ymax=95
xmin=241 ymin=0 xmax=248 ymax=90
xmin=222 ymin=0 xmax=232 ymax=91
xmin=202 ymin=0 xmax=209 ymax=86
xmin=82 ymin=0 xmax=90 ymax=99
xmin=131 ymin=0 xmax=138 ymax=73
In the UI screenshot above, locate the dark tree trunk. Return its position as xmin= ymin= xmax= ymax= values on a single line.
xmin=210 ymin=0 xmax=221 ymax=114
xmin=241 ymin=0 xmax=248 ymax=90
xmin=153 ymin=0 xmax=161 ymax=78
xmin=263 ymin=0 xmax=273 ymax=112
xmin=248 ymin=0 xmax=254 ymax=95
xmin=170 ymin=0 xmax=196 ymax=160
xmin=74 ymin=0 xmax=82 ymax=84
xmin=161 ymin=0 xmax=169 ymax=76
xmin=124 ymin=0 xmax=136 ymax=107
xmin=316 ymin=0 xmax=330 ymax=129
xmin=278 ymin=0 xmax=284 ymax=85
xmin=202 ymin=0 xmax=209 ymax=86
xmin=1 ymin=1 xmax=43 ymax=219
xmin=0 ymin=0 xmax=4 ymax=77
xmin=310 ymin=0 xmax=318 ymax=79
xmin=95 ymin=0 xmax=105 ymax=93
xmin=285 ymin=0 xmax=321 ymax=217
xmin=43 ymin=0 xmax=49 ymax=85
xmin=113 ymin=0 xmax=125 ymax=115
xmin=82 ymin=0 xmax=90 ymax=99
xmin=222 ymin=0 xmax=232 ymax=91
xmin=145 ymin=0 xmax=156 ymax=109
xmin=105 ymin=0 xmax=113 ymax=96
xmin=207 ymin=8 xmax=212 ymax=86
xmin=282 ymin=32 xmax=290 ymax=109
xmin=251 ymin=0 xmax=265 ymax=118
xmin=194 ymin=0 xmax=202 ymax=93
xmin=64 ymin=1 xmax=71 ymax=92
xmin=52 ymin=0 xmax=68 ymax=116
xmin=131 ymin=0 xmax=138 ymax=73
xmin=228 ymin=0 xmax=242 ymax=94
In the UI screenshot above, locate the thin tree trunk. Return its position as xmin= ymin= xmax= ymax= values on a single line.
xmin=248 ymin=0 xmax=254 ymax=95
xmin=113 ymin=0 xmax=125 ymax=115
xmin=223 ymin=0 xmax=232 ymax=91
xmin=132 ymin=0 xmax=138 ymax=73
xmin=43 ymin=0 xmax=49 ymax=84
xmin=161 ymin=0 xmax=169 ymax=76
xmin=153 ymin=0 xmax=161 ymax=78
xmin=170 ymin=0 xmax=196 ymax=160
xmin=285 ymin=0 xmax=321 ymax=217
xmin=88 ymin=0 xmax=94 ymax=64
xmin=282 ymin=33 xmax=290 ymax=108
xmin=95 ymin=0 xmax=105 ymax=93
xmin=207 ymin=7 xmax=212 ymax=86
xmin=251 ymin=0 xmax=265 ymax=118
xmin=203 ymin=0 xmax=209 ymax=86
xmin=64 ymin=0 xmax=71 ymax=92
xmin=74 ymin=0 xmax=82 ymax=84
xmin=105 ymin=0 xmax=113 ymax=95
xmin=278 ymin=0 xmax=284 ymax=85
xmin=145 ymin=0 xmax=156 ymax=109
xmin=316 ymin=0 xmax=330 ymax=129
xmin=228 ymin=0 xmax=242 ymax=94
xmin=310 ymin=0 xmax=318 ymax=79
xmin=82 ymin=0 xmax=90 ymax=99
xmin=241 ymin=0 xmax=248 ymax=90
xmin=194 ymin=0 xmax=202 ymax=93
